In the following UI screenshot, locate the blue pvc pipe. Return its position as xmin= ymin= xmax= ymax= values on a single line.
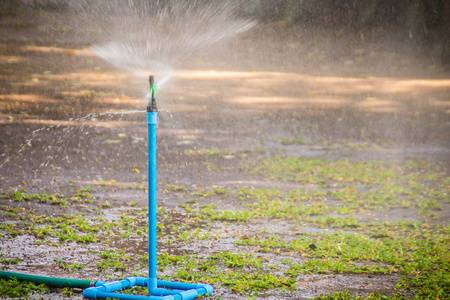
xmin=83 ymin=78 xmax=213 ymax=299
xmin=83 ymin=276 xmax=212 ymax=300
xmin=158 ymin=280 xmax=213 ymax=295
xmin=84 ymin=289 xmax=174 ymax=300
xmin=147 ymin=111 xmax=158 ymax=293
xmin=84 ymin=277 xmax=174 ymax=300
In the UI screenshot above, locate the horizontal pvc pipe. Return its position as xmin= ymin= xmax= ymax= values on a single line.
xmin=83 ymin=277 xmax=213 ymax=300
xmin=151 ymin=288 xmax=183 ymax=296
xmin=83 ymin=288 xmax=175 ymax=300
xmin=158 ymin=280 xmax=214 ymax=294
xmin=0 ymin=271 xmax=98 ymax=289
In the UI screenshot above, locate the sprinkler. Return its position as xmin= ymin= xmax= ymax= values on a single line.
xmin=82 ymin=76 xmax=214 ymax=300
xmin=148 ymin=75 xmax=158 ymax=112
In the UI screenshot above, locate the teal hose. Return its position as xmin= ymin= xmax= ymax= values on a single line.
xmin=0 ymin=271 xmax=98 ymax=288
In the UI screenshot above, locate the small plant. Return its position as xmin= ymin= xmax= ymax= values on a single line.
xmin=0 ymin=277 xmax=48 ymax=297
xmin=99 ymin=179 xmax=117 ymax=186
xmin=194 ymin=187 xmax=228 ymax=198
xmin=279 ymin=137 xmax=309 ymax=146
xmin=2 ymin=189 xmax=69 ymax=207
xmin=0 ymin=223 xmax=21 ymax=237
xmin=205 ymin=161 xmax=217 ymax=171
xmin=0 ymin=257 xmax=22 ymax=266
xmin=74 ymin=186 xmax=92 ymax=197
xmin=55 ymin=258 xmax=85 ymax=271
xmin=97 ymin=249 xmax=130 ymax=271
xmin=132 ymin=184 xmax=146 ymax=190
xmin=99 ymin=200 xmax=112 ymax=208
xmin=163 ymin=184 xmax=186 ymax=193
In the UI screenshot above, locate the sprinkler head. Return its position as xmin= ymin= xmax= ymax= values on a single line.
xmin=147 ymin=75 xmax=158 ymax=112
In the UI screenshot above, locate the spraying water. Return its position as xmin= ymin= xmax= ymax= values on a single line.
xmin=66 ymin=0 xmax=256 ymax=78
xmin=3 ymin=0 xmax=256 ymax=177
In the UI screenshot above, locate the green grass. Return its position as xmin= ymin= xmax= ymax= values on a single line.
xmin=249 ymin=156 xmax=445 ymax=189
xmin=71 ymin=186 xmax=94 ymax=203
xmin=194 ymin=186 xmax=228 ymax=198
xmin=0 ymin=156 xmax=447 ymax=299
xmin=234 ymin=224 xmax=449 ymax=299
xmin=163 ymin=184 xmax=186 ymax=193
xmin=184 ymin=148 xmax=236 ymax=157
xmin=96 ymin=249 xmax=130 ymax=271
xmin=314 ymin=291 xmax=405 ymax=300
xmin=55 ymin=259 xmax=85 ymax=271
xmin=0 ymin=206 xmax=148 ymax=246
xmin=1 ymin=189 xmax=69 ymax=207
xmin=156 ymin=252 xmax=295 ymax=294
xmin=236 ymin=226 xmax=450 ymax=273
xmin=0 ymin=277 xmax=48 ymax=297
xmin=278 ymin=137 xmax=309 ymax=146
xmin=218 ymin=155 xmax=448 ymax=218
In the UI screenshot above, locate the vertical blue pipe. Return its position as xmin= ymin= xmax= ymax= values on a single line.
xmin=147 ymin=111 xmax=158 ymax=293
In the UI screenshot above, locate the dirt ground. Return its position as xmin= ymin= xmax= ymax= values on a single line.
xmin=0 ymin=6 xmax=449 ymax=300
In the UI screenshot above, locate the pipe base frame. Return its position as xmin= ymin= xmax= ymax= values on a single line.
xmin=83 ymin=277 xmax=213 ymax=300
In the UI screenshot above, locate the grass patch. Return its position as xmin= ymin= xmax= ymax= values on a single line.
xmin=314 ymin=290 xmax=405 ymax=300
xmin=0 ymin=155 xmax=447 ymax=299
xmin=96 ymin=249 xmax=130 ymax=271
xmin=0 ymin=277 xmax=48 ymax=297
xmin=249 ymin=156 xmax=445 ymax=187
xmin=1 ymin=189 xmax=69 ymax=207
xmin=279 ymin=137 xmax=309 ymax=146
xmin=235 ymin=224 xmax=449 ymax=299
xmin=163 ymin=184 xmax=186 ymax=193
xmin=152 ymin=252 xmax=296 ymax=294
xmin=194 ymin=186 xmax=228 ymax=198
xmin=241 ymin=157 xmax=448 ymax=217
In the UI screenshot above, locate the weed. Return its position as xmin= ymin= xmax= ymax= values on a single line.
xmin=194 ymin=187 xmax=228 ymax=198
xmin=74 ymin=186 xmax=92 ymax=197
xmin=0 ymin=277 xmax=48 ymax=297
xmin=0 ymin=257 xmax=22 ymax=266
xmin=235 ymin=224 xmax=450 ymax=295
xmin=0 ymin=223 xmax=21 ymax=237
xmin=97 ymin=249 xmax=130 ymax=271
xmin=205 ymin=161 xmax=217 ymax=171
xmin=99 ymin=179 xmax=117 ymax=186
xmin=242 ymin=157 xmax=448 ymax=216
xmin=205 ymin=148 xmax=234 ymax=156
xmin=120 ymin=285 xmax=151 ymax=296
xmin=193 ymin=195 xmax=329 ymax=223
xmin=2 ymin=189 xmax=69 ymax=207
xmin=163 ymin=184 xmax=186 ymax=193
xmin=210 ymin=251 xmax=262 ymax=269
xmin=55 ymin=258 xmax=85 ymax=271
xmin=235 ymin=187 xmax=281 ymax=202
xmin=313 ymin=290 xmax=405 ymax=300
xmin=99 ymin=200 xmax=111 ymax=208
xmin=157 ymin=251 xmax=296 ymax=294
xmin=279 ymin=137 xmax=309 ymax=146
xmin=131 ymin=183 xmax=146 ymax=190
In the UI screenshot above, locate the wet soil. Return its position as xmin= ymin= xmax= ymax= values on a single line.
xmin=0 ymin=7 xmax=449 ymax=300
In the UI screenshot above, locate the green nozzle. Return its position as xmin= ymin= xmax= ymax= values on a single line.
xmin=149 ymin=75 xmax=158 ymax=95
xmin=148 ymin=75 xmax=158 ymax=112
